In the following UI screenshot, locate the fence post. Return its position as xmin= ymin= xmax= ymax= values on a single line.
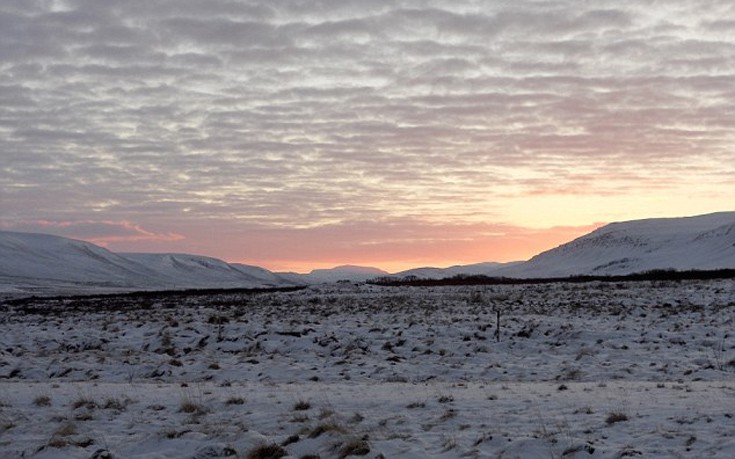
xmin=496 ymin=310 xmax=500 ymax=342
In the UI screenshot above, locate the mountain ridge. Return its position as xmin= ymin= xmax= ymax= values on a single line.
xmin=2 ymin=211 xmax=734 ymax=295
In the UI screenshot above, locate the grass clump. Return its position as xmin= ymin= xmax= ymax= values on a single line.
xmin=72 ymin=396 xmax=97 ymax=410
xmin=437 ymin=395 xmax=454 ymax=403
xmin=246 ymin=443 xmax=287 ymax=459
xmin=308 ymin=422 xmax=347 ymax=438
xmin=33 ymin=395 xmax=52 ymax=407
xmin=179 ymin=400 xmax=208 ymax=415
xmin=294 ymin=400 xmax=311 ymax=411
xmin=48 ymin=421 xmax=77 ymax=446
xmin=102 ymin=397 xmax=128 ymax=411
xmin=179 ymin=389 xmax=209 ymax=416
xmin=225 ymin=396 xmax=245 ymax=405
xmin=338 ymin=437 xmax=370 ymax=458
xmin=1 ymin=415 xmax=16 ymax=433
xmin=605 ymin=411 xmax=629 ymax=425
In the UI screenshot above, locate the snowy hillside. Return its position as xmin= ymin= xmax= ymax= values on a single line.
xmin=0 ymin=232 xmax=291 ymax=295
xmin=0 ymin=231 xmax=163 ymax=293
xmin=121 ymin=253 xmax=293 ymax=289
xmin=497 ymin=211 xmax=735 ymax=278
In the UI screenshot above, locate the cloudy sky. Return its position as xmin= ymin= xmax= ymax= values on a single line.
xmin=2 ymin=0 xmax=734 ymax=272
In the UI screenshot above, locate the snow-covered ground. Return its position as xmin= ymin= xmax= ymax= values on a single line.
xmin=1 ymin=279 xmax=734 ymax=458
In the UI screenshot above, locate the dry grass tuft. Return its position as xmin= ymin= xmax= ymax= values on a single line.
xmin=102 ymin=397 xmax=128 ymax=411
xmin=338 ymin=437 xmax=370 ymax=458
xmin=72 ymin=396 xmax=97 ymax=410
xmin=179 ymin=400 xmax=208 ymax=415
xmin=437 ymin=395 xmax=454 ymax=403
xmin=54 ymin=421 xmax=77 ymax=437
xmin=294 ymin=400 xmax=311 ymax=411
xmin=605 ymin=411 xmax=629 ymax=425
xmin=225 ymin=396 xmax=245 ymax=405
xmin=33 ymin=395 xmax=52 ymax=407
xmin=246 ymin=443 xmax=287 ymax=459
xmin=308 ymin=421 xmax=347 ymax=438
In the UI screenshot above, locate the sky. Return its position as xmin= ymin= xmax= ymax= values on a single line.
xmin=1 ymin=0 xmax=734 ymax=273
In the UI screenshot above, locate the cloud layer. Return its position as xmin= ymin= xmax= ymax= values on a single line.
xmin=2 ymin=0 xmax=734 ymax=269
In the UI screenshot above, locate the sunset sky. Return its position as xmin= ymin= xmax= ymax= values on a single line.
xmin=2 ymin=1 xmax=734 ymax=273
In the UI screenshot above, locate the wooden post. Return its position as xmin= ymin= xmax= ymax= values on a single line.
xmin=496 ymin=310 xmax=500 ymax=342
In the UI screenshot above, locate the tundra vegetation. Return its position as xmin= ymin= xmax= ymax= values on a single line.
xmin=1 ymin=278 xmax=734 ymax=457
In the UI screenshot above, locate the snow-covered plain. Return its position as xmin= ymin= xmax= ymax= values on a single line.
xmin=2 ymin=279 xmax=734 ymax=458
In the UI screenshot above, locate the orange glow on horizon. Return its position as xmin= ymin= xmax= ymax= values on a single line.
xmin=8 ymin=218 xmax=610 ymax=275
xmin=230 ymin=222 xmax=605 ymax=274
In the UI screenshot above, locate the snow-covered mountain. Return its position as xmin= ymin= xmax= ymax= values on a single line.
xmin=278 ymin=265 xmax=389 ymax=284
xmin=0 ymin=232 xmax=293 ymax=295
xmin=495 ymin=211 xmax=735 ymax=278
xmin=0 ymin=231 xmax=163 ymax=293
xmin=3 ymin=211 xmax=734 ymax=295
xmin=121 ymin=253 xmax=294 ymax=289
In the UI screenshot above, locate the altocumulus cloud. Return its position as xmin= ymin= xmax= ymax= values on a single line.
xmin=0 ymin=220 xmax=183 ymax=246
xmin=1 ymin=0 xmax=734 ymax=267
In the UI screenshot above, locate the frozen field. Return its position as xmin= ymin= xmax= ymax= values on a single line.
xmin=1 ymin=279 xmax=734 ymax=458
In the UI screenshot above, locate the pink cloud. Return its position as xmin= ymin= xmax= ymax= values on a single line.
xmin=0 ymin=220 xmax=184 ymax=246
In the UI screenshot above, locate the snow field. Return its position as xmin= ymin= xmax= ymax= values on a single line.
xmin=1 ymin=279 xmax=734 ymax=457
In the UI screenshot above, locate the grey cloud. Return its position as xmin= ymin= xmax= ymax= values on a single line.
xmin=705 ymin=20 xmax=735 ymax=31
xmin=75 ymin=44 xmax=167 ymax=64
xmin=2 ymin=0 xmax=734 ymax=231
xmin=302 ymin=17 xmax=379 ymax=38
xmin=160 ymin=17 xmax=289 ymax=47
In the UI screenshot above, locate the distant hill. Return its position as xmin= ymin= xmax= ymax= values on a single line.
xmin=121 ymin=253 xmax=294 ymax=288
xmin=494 ymin=211 xmax=735 ymax=278
xmin=0 ymin=232 xmax=292 ymax=295
xmin=278 ymin=265 xmax=389 ymax=284
xmin=0 ymin=231 xmax=162 ymax=294
xmin=396 ymin=262 xmax=517 ymax=280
